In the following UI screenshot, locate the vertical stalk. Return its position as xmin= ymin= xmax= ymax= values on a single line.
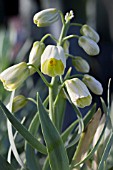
xmin=49 ymin=77 xmax=55 ymax=122
xmin=49 ymin=20 xmax=70 ymax=124
xmin=58 ymin=22 xmax=70 ymax=46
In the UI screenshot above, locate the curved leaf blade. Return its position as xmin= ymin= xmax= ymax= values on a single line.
xmin=0 ymin=100 xmax=47 ymax=155
xmin=0 ymin=154 xmax=16 ymax=170
xmin=37 ymin=93 xmax=69 ymax=170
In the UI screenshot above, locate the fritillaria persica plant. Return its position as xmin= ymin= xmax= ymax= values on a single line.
xmin=0 ymin=8 xmax=112 ymax=170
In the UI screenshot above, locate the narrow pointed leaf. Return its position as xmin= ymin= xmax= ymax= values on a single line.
xmin=0 ymin=154 xmax=16 ymax=170
xmin=98 ymin=132 xmax=113 ymax=170
xmin=61 ymin=119 xmax=79 ymax=143
xmin=72 ymin=108 xmax=101 ymax=166
xmin=25 ymin=113 xmax=41 ymax=170
xmin=84 ymin=103 xmax=97 ymax=127
xmin=0 ymin=100 xmax=47 ymax=155
xmin=25 ymin=96 xmax=49 ymax=170
xmin=37 ymin=93 xmax=69 ymax=170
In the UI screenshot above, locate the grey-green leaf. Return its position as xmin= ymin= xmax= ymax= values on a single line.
xmin=0 ymin=154 xmax=16 ymax=170
xmin=0 ymin=100 xmax=47 ymax=155
xmin=37 ymin=93 xmax=69 ymax=170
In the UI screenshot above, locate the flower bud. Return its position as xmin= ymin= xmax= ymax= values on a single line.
xmin=63 ymin=40 xmax=70 ymax=59
xmin=12 ymin=95 xmax=28 ymax=113
xmin=0 ymin=62 xmax=30 ymax=91
xmin=78 ymin=36 xmax=100 ymax=56
xmin=80 ymin=24 xmax=100 ymax=43
xmin=28 ymin=41 xmax=45 ymax=75
xmin=72 ymin=56 xmax=90 ymax=73
xmin=65 ymin=78 xmax=92 ymax=108
xmin=41 ymin=45 xmax=66 ymax=77
xmin=33 ymin=8 xmax=59 ymax=27
xmin=82 ymin=74 xmax=103 ymax=95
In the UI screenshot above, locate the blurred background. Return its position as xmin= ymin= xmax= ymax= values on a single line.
xmin=0 ymin=0 xmax=113 ymax=166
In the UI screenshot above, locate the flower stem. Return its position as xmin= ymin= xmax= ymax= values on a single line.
xmin=70 ymin=23 xmax=83 ymax=27
xmin=49 ymin=77 xmax=56 ymax=122
xmin=41 ymin=34 xmax=58 ymax=43
xmin=63 ymin=34 xmax=80 ymax=42
xmin=27 ymin=64 xmax=51 ymax=88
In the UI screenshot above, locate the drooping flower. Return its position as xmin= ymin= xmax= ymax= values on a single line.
xmin=33 ymin=8 xmax=59 ymax=27
xmin=65 ymin=78 xmax=92 ymax=108
xmin=28 ymin=41 xmax=45 ymax=75
xmin=78 ymin=36 xmax=100 ymax=56
xmin=82 ymin=74 xmax=103 ymax=95
xmin=80 ymin=24 xmax=100 ymax=43
xmin=0 ymin=62 xmax=30 ymax=91
xmin=41 ymin=45 xmax=66 ymax=77
xmin=72 ymin=56 xmax=90 ymax=73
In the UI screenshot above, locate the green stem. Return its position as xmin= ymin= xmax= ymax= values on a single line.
xmin=70 ymin=23 xmax=83 ymax=27
xmin=63 ymin=34 xmax=79 ymax=42
xmin=27 ymin=64 xmax=51 ymax=88
xmin=27 ymin=98 xmax=37 ymax=105
xmin=49 ymin=77 xmax=56 ymax=122
xmin=41 ymin=34 xmax=58 ymax=43
xmin=58 ymin=10 xmax=65 ymax=25
xmin=58 ymin=22 xmax=70 ymax=46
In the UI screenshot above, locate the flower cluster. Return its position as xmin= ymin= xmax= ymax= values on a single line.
xmin=0 ymin=8 xmax=103 ymax=110
xmin=0 ymin=8 xmax=108 ymax=170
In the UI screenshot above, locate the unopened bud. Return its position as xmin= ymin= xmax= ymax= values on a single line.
xmin=80 ymin=24 xmax=100 ymax=43
xmin=12 ymin=95 xmax=28 ymax=113
xmin=78 ymin=36 xmax=100 ymax=56
xmin=82 ymin=74 xmax=103 ymax=95
xmin=33 ymin=8 xmax=59 ymax=27
xmin=72 ymin=56 xmax=90 ymax=73
xmin=28 ymin=41 xmax=45 ymax=75
xmin=63 ymin=40 xmax=70 ymax=59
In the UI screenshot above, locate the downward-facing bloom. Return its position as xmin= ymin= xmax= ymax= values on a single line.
xmin=0 ymin=62 xmax=30 ymax=91
xmin=33 ymin=8 xmax=59 ymax=27
xmin=41 ymin=45 xmax=66 ymax=77
xmin=80 ymin=24 xmax=100 ymax=43
xmin=82 ymin=74 xmax=103 ymax=95
xmin=78 ymin=36 xmax=100 ymax=56
xmin=65 ymin=78 xmax=92 ymax=108
xmin=28 ymin=41 xmax=45 ymax=75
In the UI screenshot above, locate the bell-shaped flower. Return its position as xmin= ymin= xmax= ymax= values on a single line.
xmin=41 ymin=45 xmax=66 ymax=77
xmin=28 ymin=41 xmax=45 ymax=75
xmin=72 ymin=56 xmax=90 ymax=73
xmin=12 ymin=95 xmax=28 ymax=113
xmin=82 ymin=74 xmax=103 ymax=95
xmin=80 ymin=24 xmax=100 ymax=43
xmin=65 ymin=78 xmax=92 ymax=108
xmin=78 ymin=36 xmax=100 ymax=56
xmin=33 ymin=8 xmax=59 ymax=27
xmin=0 ymin=62 xmax=30 ymax=91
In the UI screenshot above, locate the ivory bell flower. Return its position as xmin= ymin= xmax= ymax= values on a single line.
xmin=80 ymin=24 xmax=100 ymax=43
xmin=0 ymin=62 xmax=30 ymax=91
xmin=28 ymin=41 xmax=45 ymax=75
xmin=78 ymin=36 xmax=100 ymax=56
xmin=33 ymin=8 xmax=59 ymax=27
xmin=65 ymin=78 xmax=92 ymax=108
xmin=82 ymin=74 xmax=103 ymax=95
xmin=41 ymin=45 xmax=66 ymax=77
